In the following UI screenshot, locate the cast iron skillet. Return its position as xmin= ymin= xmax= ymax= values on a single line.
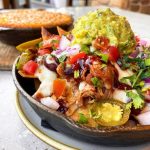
xmin=12 ymin=57 xmax=150 ymax=146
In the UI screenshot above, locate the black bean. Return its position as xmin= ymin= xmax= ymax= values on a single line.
xmin=44 ymin=61 xmax=58 ymax=72
xmin=57 ymin=100 xmax=68 ymax=114
xmin=64 ymin=67 xmax=73 ymax=75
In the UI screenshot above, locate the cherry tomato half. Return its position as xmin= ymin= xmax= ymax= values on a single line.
xmin=104 ymin=46 xmax=120 ymax=62
xmin=69 ymin=52 xmax=87 ymax=64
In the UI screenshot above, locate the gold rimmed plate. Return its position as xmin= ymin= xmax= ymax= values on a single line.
xmin=15 ymin=91 xmax=77 ymax=150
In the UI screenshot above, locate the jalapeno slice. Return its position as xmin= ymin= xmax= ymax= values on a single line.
xmin=89 ymin=99 xmax=131 ymax=127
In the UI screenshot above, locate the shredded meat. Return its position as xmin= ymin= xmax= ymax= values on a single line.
xmin=90 ymin=61 xmax=115 ymax=89
xmin=96 ymin=87 xmax=113 ymax=100
xmin=66 ymin=81 xmax=96 ymax=116
xmin=65 ymin=88 xmax=81 ymax=116
xmin=63 ymin=78 xmax=79 ymax=105
xmin=81 ymin=68 xmax=93 ymax=84
xmin=58 ymin=60 xmax=116 ymax=116
xmin=66 ymin=102 xmax=79 ymax=116
xmin=81 ymin=68 xmax=87 ymax=81
xmin=56 ymin=63 xmax=65 ymax=77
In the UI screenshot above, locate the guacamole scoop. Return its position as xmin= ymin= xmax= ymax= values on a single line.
xmin=72 ymin=8 xmax=136 ymax=54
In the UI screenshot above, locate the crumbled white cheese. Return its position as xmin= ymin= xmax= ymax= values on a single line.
xmin=41 ymin=97 xmax=59 ymax=110
xmin=33 ymin=65 xmax=57 ymax=98
xmin=35 ymin=65 xmax=56 ymax=82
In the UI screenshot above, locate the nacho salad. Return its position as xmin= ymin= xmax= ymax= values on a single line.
xmin=16 ymin=8 xmax=150 ymax=128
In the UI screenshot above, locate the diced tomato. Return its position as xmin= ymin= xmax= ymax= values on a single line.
xmin=69 ymin=52 xmax=87 ymax=64
xmin=38 ymin=49 xmax=50 ymax=56
xmin=104 ymin=46 xmax=120 ymax=62
xmin=93 ymin=36 xmax=109 ymax=51
xmin=53 ymin=79 xmax=66 ymax=98
xmin=23 ymin=60 xmax=38 ymax=75
xmin=135 ymin=35 xmax=140 ymax=43
xmin=108 ymin=46 xmax=120 ymax=62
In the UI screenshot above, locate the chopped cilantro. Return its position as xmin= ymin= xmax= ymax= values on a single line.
xmin=126 ymin=90 xmax=144 ymax=109
xmin=74 ymin=70 xmax=80 ymax=78
xmin=80 ymin=44 xmax=90 ymax=54
xmin=51 ymin=39 xmax=59 ymax=44
xmin=100 ymin=64 xmax=107 ymax=69
xmin=58 ymin=55 xmax=66 ymax=63
xmin=120 ymin=74 xmax=136 ymax=86
xmin=120 ymin=69 xmax=143 ymax=88
xmin=121 ymin=55 xmax=146 ymax=70
xmin=100 ymin=54 xmax=108 ymax=63
xmin=89 ymin=109 xmax=101 ymax=119
xmin=138 ymin=59 xmax=146 ymax=69
xmin=94 ymin=51 xmax=108 ymax=63
xmin=91 ymin=77 xmax=101 ymax=87
xmin=77 ymin=113 xmax=88 ymax=124
xmin=132 ymin=69 xmax=143 ymax=87
xmin=136 ymin=81 xmax=145 ymax=88
xmin=125 ymin=102 xmax=132 ymax=110
xmin=141 ymin=69 xmax=150 ymax=79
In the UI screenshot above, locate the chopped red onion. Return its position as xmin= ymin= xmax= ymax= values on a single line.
xmin=85 ymin=57 xmax=91 ymax=66
xmin=144 ymin=78 xmax=150 ymax=83
xmin=59 ymin=35 xmax=71 ymax=50
xmin=140 ymin=39 xmax=147 ymax=46
xmin=139 ymin=38 xmax=150 ymax=47
xmin=41 ymin=97 xmax=60 ymax=110
xmin=78 ymin=59 xmax=84 ymax=70
xmin=129 ymin=50 xmax=139 ymax=58
xmin=52 ymin=44 xmax=80 ymax=58
xmin=136 ymin=111 xmax=150 ymax=125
